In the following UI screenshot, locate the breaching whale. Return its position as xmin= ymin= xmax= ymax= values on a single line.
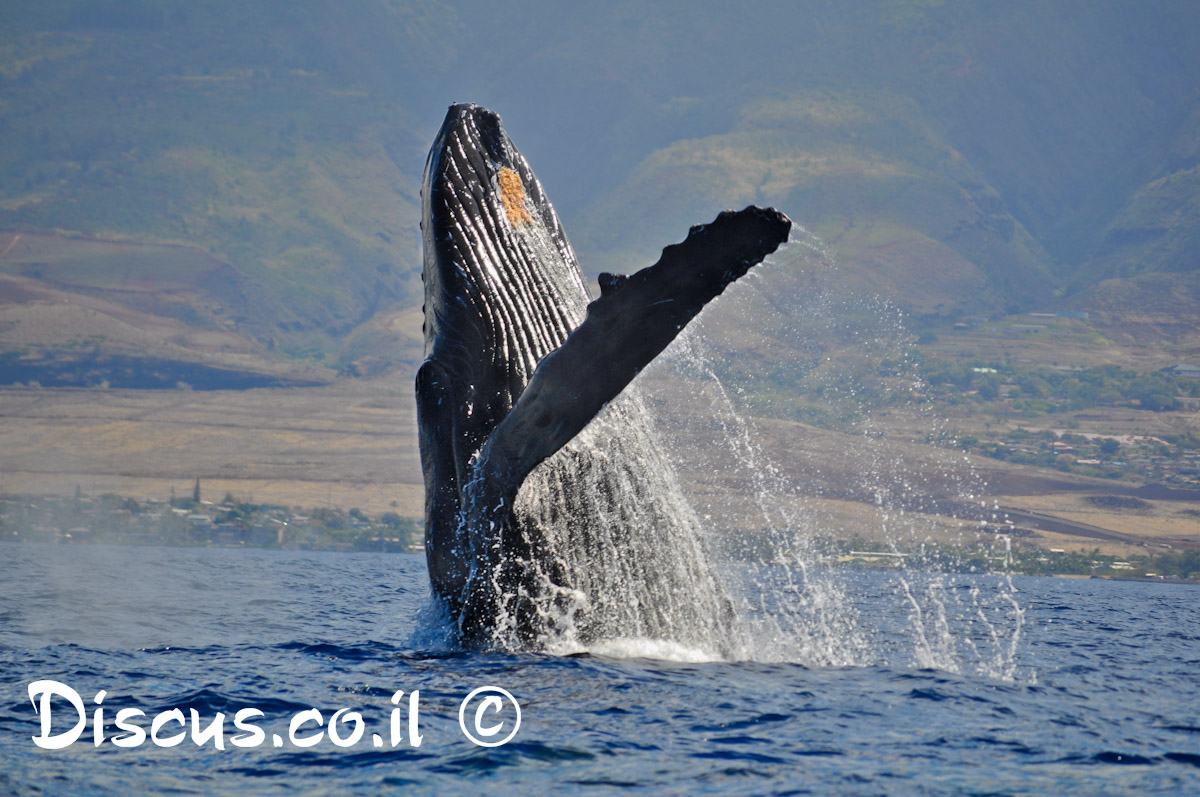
xmin=418 ymin=103 xmax=791 ymax=648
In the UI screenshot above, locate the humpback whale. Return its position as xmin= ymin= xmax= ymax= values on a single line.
xmin=418 ymin=103 xmax=791 ymax=648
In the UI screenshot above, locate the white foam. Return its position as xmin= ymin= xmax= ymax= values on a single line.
xmin=547 ymin=636 xmax=726 ymax=663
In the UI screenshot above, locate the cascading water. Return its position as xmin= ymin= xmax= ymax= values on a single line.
xmin=466 ymin=387 xmax=744 ymax=657
xmin=660 ymin=338 xmax=873 ymax=667
xmin=522 ymin=222 xmax=1029 ymax=679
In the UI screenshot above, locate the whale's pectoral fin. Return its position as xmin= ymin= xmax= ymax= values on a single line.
xmin=467 ymin=205 xmax=792 ymax=529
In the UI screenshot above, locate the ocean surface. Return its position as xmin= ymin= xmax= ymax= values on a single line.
xmin=2 ymin=543 xmax=1198 ymax=795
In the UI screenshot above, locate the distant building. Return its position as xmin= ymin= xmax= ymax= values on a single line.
xmin=1162 ymin=364 xmax=1200 ymax=379
xmin=211 ymin=524 xmax=246 ymax=545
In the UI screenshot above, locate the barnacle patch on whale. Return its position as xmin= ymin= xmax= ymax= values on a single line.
xmin=497 ymin=167 xmax=534 ymax=227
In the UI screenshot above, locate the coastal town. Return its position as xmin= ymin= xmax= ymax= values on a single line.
xmin=1 ymin=482 xmax=423 ymax=553
xmin=911 ymin=313 xmax=1200 ymax=488
xmin=5 ymin=482 xmax=1197 ymax=583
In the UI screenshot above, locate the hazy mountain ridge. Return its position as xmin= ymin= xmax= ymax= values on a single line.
xmin=0 ymin=0 xmax=446 ymax=371
xmin=572 ymin=89 xmax=1055 ymax=319
xmin=0 ymin=0 xmax=1198 ymax=382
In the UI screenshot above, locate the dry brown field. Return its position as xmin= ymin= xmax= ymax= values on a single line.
xmin=2 ymin=371 xmax=1197 ymax=554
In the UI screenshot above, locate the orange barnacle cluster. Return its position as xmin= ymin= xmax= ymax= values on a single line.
xmin=497 ymin=167 xmax=534 ymax=227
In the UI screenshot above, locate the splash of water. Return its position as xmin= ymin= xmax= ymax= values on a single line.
xmin=653 ymin=332 xmax=871 ymax=667
xmin=428 ymin=224 xmax=1027 ymax=680
xmin=633 ymin=223 xmax=1025 ymax=678
xmin=459 ymin=386 xmax=742 ymax=657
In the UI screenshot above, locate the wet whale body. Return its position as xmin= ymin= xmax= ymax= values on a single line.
xmin=418 ymin=103 xmax=791 ymax=648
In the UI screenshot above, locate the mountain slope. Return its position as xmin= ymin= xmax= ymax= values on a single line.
xmin=0 ymin=1 xmax=447 ymax=366
xmin=572 ymin=90 xmax=1056 ymax=320
xmin=0 ymin=1 xmax=1197 ymax=379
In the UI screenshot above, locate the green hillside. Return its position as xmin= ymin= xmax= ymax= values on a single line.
xmin=0 ymin=0 xmax=446 ymax=368
xmin=573 ymin=90 xmax=1055 ymax=320
xmin=0 ymin=1 xmax=1198 ymax=382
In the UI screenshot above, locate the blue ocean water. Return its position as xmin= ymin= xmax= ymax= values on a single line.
xmin=2 ymin=543 xmax=1198 ymax=795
